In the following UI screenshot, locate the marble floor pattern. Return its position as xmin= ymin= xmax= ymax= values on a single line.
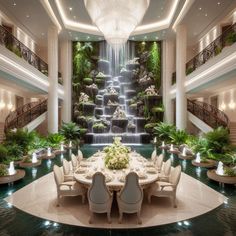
xmin=5 ymin=171 xmax=226 ymax=229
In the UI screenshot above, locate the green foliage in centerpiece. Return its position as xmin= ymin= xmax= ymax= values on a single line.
xmin=104 ymin=137 xmax=131 ymax=170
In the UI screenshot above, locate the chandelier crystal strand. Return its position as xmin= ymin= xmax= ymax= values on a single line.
xmin=84 ymin=0 xmax=150 ymax=49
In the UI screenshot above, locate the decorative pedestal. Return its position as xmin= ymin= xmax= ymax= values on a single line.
xmin=0 ymin=169 xmax=26 ymax=184
xmin=41 ymin=153 xmax=56 ymax=159
xmin=178 ymin=154 xmax=194 ymax=160
xmin=192 ymin=160 xmax=216 ymax=168
xmin=207 ymin=170 xmax=236 ymax=186
xmin=20 ymin=160 xmax=42 ymax=168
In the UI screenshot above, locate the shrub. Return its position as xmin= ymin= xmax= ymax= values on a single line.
xmin=83 ymin=77 xmax=93 ymax=85
xmin=47 ymin=133 xmax=65 ymax=149
xmin=170 ymin=129 xmax=189 ymax=146
xmin=60 ymin=122 xmax=80 ymax=143
xmin=0 ymin=145 xmax=8 ymax=163
xmin=154 ymin=122 xmax=176 ymax=143
xmin=0 ymin=165 xmax=8 ymax=177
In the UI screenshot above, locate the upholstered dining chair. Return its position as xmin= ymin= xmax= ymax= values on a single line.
xmin=87 ymin=172 xmax=113 ymax=224
xmin=155 ymin=154 xmax=164 ymax=172
xmin=53 ymin=165 xmax=86 ymax=206
xmin=62 ymin=159 xmax=74 ymax=181
xmin=71 ymin=154 xmax=79 ymax=171
xmin=117 ymin=172 xmax=143 ymax=224
xmin=148 ymin=165 xmax=182 ymax=208
xmin=158 ymin=159 xmax=171 ymax=182
xmin=151 ymin=149 xmax=157 ymax=163
xmin=77 ymin=149 xmax=83 ymax=162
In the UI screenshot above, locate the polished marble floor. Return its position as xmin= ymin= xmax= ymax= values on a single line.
xmin=0 ymin=145 xmax=236 ymax=235
xmin=5 ymin=169 xmax=225 ymax=228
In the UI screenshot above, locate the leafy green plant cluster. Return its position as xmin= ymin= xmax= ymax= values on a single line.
xmin=47 ymin=133 xmax=65 ymax=149
xmin=147 ymin=42 xmax=161 ymax=88
xmin=59 ymin=122 xmax=80 ymax=145
xmin=0 ymin=165 xmax=8 ymax=177
xmin=154 ymin=122 xmax=176 ymax=143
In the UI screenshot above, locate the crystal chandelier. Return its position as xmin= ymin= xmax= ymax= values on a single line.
xmin=84 ymin=0 xmax=150 ymax=48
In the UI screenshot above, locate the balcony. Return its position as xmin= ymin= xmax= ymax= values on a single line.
xmin=172 ymin=22 xmax=236 ymax=85
xmin=0 ymin=25 xmax=62 ymax=85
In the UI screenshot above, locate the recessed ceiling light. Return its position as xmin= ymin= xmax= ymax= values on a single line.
xmin=199 ymin=7 xmax=202 ymax=10
xmin=69 ymin=7 xmax=72 ymax=11
xmin=13 ymin=2 xmax=16 ymax=6
xmin=205 ymin=13 xmax=208 ymax=17
xmin=26 ymin=15 xmax=30 ymax=18
xmin=217 ymin=2 xmax=221 ymax=5
xmin=87 ymin=36 xmax=90 ymax=39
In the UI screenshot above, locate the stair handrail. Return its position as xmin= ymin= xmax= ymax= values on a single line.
xmin=187 ymin=99 xmax=229 ymax=129
xmin=4 ymin=99 xmax=47 ymax=133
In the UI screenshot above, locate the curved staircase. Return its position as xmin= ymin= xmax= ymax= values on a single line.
xmin=4 ymin=99 xmax=47 ymax=133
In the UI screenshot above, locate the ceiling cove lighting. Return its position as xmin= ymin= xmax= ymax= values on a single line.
xmin=84 ymin=0 xmax=150 ymax=48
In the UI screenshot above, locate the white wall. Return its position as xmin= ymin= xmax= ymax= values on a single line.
xmin=217 ymin=88 xmax=236 ymax=122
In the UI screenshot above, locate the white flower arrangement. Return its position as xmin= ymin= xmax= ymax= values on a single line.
xmin=79 ymin=92 xmax=90 ymax=103
xmin=113 ymin=106 xmax=126 ymax=119
xmin=104 ymin=137 xmax=131 ymax=170
xmin=87 ymin=83 xmax=98 ymax=89
xmin=145 ymin=85 xmax=158 ymax=96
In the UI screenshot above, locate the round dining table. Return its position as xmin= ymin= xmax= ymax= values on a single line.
xmin=74 ymin=151 xmax=159 ymax=191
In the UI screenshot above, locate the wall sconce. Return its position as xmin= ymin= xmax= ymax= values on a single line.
xmin=0 ymin=100 xmax=6 ymax=110
xmin=7 ymin=103 xmax=13 ymax=110
xmin=220 ymin=103 xmax=226 ymax=111
xmin=229 ymin=101 xmax=235 ymax=110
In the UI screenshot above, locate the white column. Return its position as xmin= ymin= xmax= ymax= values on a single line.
xmin=61 ymin=40 xmax=72 ymax=123
xmin=176 ymin=24 xmax=187 ymax=130
xmin=162 ymin=40 xmax=175 ymax=124
xmin=47 ymin=26 xmax=58 ymax=133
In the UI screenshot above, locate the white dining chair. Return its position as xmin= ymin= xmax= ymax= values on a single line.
xmin=151 ymin=149 xmax=157 ymax=163
xmin=53 ymin=165 xmax=86 ymax=206
xmin=87 ymin=172 xmax=113 ymax=224
xmin=77 ymin=149 xmax=83 ymax=162
xmin=158 ymin=159 xmax=171 ymax=182
xmin=62 ymin=159 xmax=74 ymax=181
xmin=148 ymin=165 xmax=182 ymax=207
xmin=117 ymin=172 xmax=143 ymax=224
xmin=71 ymin=153 xmax=79 ymax=171
xmin=155 ymin=154 xmax=164 ymax=172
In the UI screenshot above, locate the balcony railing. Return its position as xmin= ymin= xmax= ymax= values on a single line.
xmin=0 ymin=25 xmax=63 ymax=85
xmin=187 ymin=99 xmax=229 ymax=129
xmin=172 ymin=22 xmax=236 ymax=85
xmin=4 ymin=99 xmax=47 ymax=133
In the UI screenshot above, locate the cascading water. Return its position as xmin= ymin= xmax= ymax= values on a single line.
xmin=88 ymin=41 xmax=148 ymax=144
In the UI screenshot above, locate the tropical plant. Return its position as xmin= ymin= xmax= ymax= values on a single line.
xmin=60 ymin=122 xmax=80 ymax=143
xmin=5 ymin=129 xmax=36 ymax=155
xmin=147 ymin=42 xmax=161 ymax=88
xmin=170 ymin=129 xmax=189 ymax=146
xmin=224 ymin=167 xmax=236 ymax=177
xmin=0 ymin=145 xmax=8 ymax=163
xmin=83 ymin=77 xmax=93 ymax=85
xmin=225 ymin=31 xmax=236 ymax=45
xmin=154 ymin=122 xmax=176 ymax=143
xmin=151 ymin=104 xmax=165 ymax=113
xmin=0 ymin=165 xmax=8 ymax=177
xmin=4 ymin=144 xmax=23 ymax=163
xmin=144 ymin=123 xmax=158 ymax=134
xmin=204 ymin=127 xmax=230 ymax=154
xmin=47 ymin=133 xmax=65 ymax=149
xmin=190 ymin=138 xmax=212 ymax=157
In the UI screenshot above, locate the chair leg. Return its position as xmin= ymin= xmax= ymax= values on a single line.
xmin=56 ymin=195 xmax=60 ymax=207
xmin=172 ymin=196 xmax=177 ymax=208
xmin=137 ymin=211 xmax=142 ymax=224
xmin=82 ymin=194 xmax=85 ymax=204
xmin=148 ymin=194 xmax=152 ymax=204
xmin=118 ymin=211 xmax=123 ymax=224
xmin=107 ymin=211 xmax=112 ymax=224
xmin=89 ymin=212 xmax=94 ymax=224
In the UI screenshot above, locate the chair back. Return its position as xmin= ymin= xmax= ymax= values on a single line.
xmin=119 ymin=172 xmax=143 ymax=204
xmin=88 ymin=172 xmax=110 ymax=204
xmin=53 ymin=165 xmax=64 ymax=186
xmin=163 ymin=159 xmax=171 ymax=176
xmin=71 ymin=154 xmax=78 ymax=169
xmin=77 ymin=149 xmax=83 ymax=162
xmin=169 ymin=165 xmax=182 ymax=187
xmin=156 ymin=154 xmax=164 ymax=169
xmin=151 ymin=150 xmax=157 ymax=162
xmin=62 ymin=159 xmax=71 ymax=175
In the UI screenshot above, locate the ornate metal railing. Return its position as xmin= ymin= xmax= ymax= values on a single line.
xmin=0 ymin=25 xmax=63 ymax=84
xmin=4 ymin=99 xmax=47 ymax=133
xmin=186 ymin=22 xmax=236 ymax=75
xmin=172 ymin=23 xmax=236 ymax=84
xmin=187 ymin=99 xmax=229 ymax=129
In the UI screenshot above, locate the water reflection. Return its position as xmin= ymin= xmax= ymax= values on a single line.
xmin=196 ymin=167 xmax=201 ymax=178
xmin=32 ymin=168 xmax=37 ymax=179
xmin=46 ymin=160 xmax=52 ymax=170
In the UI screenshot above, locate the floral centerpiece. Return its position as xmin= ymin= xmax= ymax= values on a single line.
xmin=104 ymin=137 xmax=131 ymax=170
